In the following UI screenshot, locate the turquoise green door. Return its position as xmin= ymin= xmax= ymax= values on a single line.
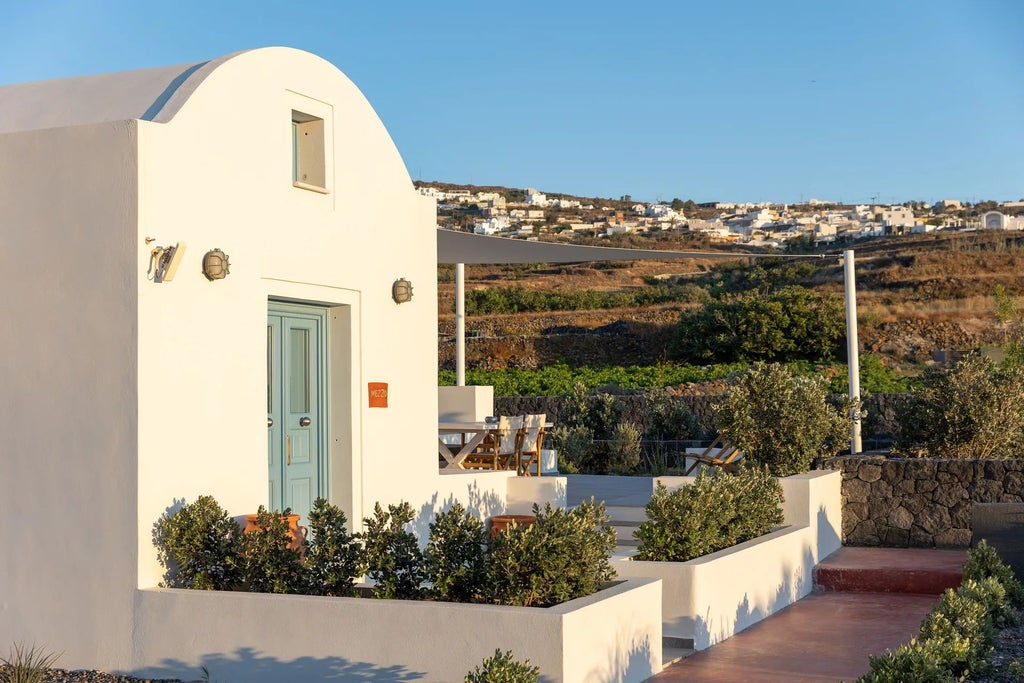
xmin=267 ymin=304 xmax=326 ymax=523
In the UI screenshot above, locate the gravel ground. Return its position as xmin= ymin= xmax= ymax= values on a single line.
xmin=7 ymin=609 xmax=1024 ymax=682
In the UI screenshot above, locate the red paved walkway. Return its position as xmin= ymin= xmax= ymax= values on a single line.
xmin=651 ymin=591 xmax=940 ymax=682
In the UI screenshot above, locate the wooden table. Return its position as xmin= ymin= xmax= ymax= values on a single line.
xmin=437 ymin=420 xmax=504 ymax=471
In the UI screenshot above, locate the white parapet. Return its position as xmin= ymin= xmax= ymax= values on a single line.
xmin=612 ymin=469 xmax=842 ymax=650
xmin=132 ymin=577 xmax=662 ymax=683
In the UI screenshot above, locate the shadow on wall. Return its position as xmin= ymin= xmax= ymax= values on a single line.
xmin=818 ymin=505 xmax=841 ymax=553
xmin=582 ymin=632 xmax=653 ymax=683
xmin=692 ymin=542 xmax=815 ymax=647
xmin=138 ymin=646 xmax=425 ymax=682
xmin=410 ymin=480 xmax=506 ymax=541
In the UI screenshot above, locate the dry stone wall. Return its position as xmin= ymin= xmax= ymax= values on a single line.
xmin=821 ymin=456 xmax=1024 ymax=548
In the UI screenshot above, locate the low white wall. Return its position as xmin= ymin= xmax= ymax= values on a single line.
xmin=506 ymin=475 xmax=567 ymax=514
xmin=131 ymin=578 xmax=661 ymax=683
xmin=613 ymin=469 xmax=841 ymax=650
xmin=438 ymin=385 xmax=494 ymax=421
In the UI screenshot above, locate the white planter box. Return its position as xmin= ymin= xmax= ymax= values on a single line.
xmin=613 ymin=470 xmax=842 ymax=650
xmin=131 ymin=577 xmax=662 ymax=683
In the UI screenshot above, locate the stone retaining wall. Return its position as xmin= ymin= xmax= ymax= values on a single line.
xmin=821 ymin=456 xmax=1024 ymax=547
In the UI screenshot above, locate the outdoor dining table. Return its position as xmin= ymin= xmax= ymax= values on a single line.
xmin=437 ymin=420 xmax=505 ymax=471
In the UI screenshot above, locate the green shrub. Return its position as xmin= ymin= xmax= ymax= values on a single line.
xmin=892 ymin=354 xmax=1024 ymax=458
xmin=553 ymin=384 xmax=641 ymax=473
xmin=154 ymin=495 xmax=241 ymax=590
xmin=857 ymin=638 xmax=959 ymax=683
xmin=605 ymin=421 xmax=643 ymax=473
xmin=237 ymin=506 xmax=307 ymax=594
xmin=919 ymin=582 xmax=995 ymax=676
xmin=643 ymin=388 xmax=701 ymax=443
xmin=964 ymin=539 xmax=1024 ymax=606
xmin=713 ymin=362 xmax=855 ymax=476
xmin=633 ymin=466 xmax=785 ymax=562
xmin=0 ymin=643 xmax=61 ymax=683
xmin=670 ymin=285 xmax=845 ymax=364
xmin=464 ymin=649 xmax=540 ymax=683
xmin=425 ymin=502 xmax=489 ymax=603
xmin=486 ymin=500 xmax=616 ymax=607
xmin=305 ymin=497 xmax=363 ymax=597
xmin=362 ymin=502 xmax=426 ymax=600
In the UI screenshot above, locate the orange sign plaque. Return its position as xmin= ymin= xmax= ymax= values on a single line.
xmin=368 ymin=382 xmax=388 ymax=408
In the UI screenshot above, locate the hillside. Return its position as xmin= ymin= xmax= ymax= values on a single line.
xmin=438 ymin=230 xmax=1024 ymax=380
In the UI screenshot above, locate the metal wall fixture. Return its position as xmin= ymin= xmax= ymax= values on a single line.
xmin=147 ymin=240 xmax=186 ymax=283
xmin=202 ymin=248 xmax=231 ymax=281
xmin=392 ymin=277 xmax=413 ymax=304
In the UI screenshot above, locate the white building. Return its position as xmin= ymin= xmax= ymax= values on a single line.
xmin=0 ymin=47 xmax=568 ymax=682
xmin=525 ymin=187 xmax=548 ymax=206
xmin=983 ymin=211 xmax=1024 ymax=230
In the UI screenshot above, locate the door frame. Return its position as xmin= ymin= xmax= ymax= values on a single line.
xmin=268 ymin=300 xmax=330 ymax=510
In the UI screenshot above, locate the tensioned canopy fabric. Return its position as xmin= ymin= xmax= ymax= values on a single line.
xmin=436 ymin=228 xmax=779 ymax=264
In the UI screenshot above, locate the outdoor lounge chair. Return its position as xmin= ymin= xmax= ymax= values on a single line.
xmin=517 ymin=413 xmax=547 ymax=476
xmin=683 ymin=434 xmax=743 ymax=475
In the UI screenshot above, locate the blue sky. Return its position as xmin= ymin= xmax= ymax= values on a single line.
xmin=1 ymin=1 xmax=1021 ymax=204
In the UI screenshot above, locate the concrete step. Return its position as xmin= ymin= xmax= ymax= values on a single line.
xmin=606 ymin=504 xmax=647 ymax=523
xmin=814 ymin=547 xmax=966 ymax=595
xmin=662 ymin=636 xmax=695 ymax=668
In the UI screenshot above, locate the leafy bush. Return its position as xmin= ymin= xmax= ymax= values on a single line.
xmin=305 ymin=497 xmax=363 ymax=597
xmin=919 ymin=582 xmax=996 ymax=676
xmin=362 ymin=502 xmax=427 ymax=599
xmin=464 ymin=282 xmax=709 ymax=315
xmin=605 ymin=421 xmax=643 ymax=473
xmin=964 ymin=539 xmax=1024 ymax=606
xmin=0 ymin=643 xmax=61 ymax=683
xmin=713 ymin=363 xmax=855 ymax=476
xmin=551 ymin=384 xmax=640 ymax=473
xmin=633 ymin=466 xmax=785 ymax=562
xmin=858 ymin=638 xmax=959 ymax=683
xmin=425 ymin=502 xmax=489 ymax=603
xmin=892 ymin=354 xmax=1024 ymax=458
xmin=154 ymin=495 xmax=241 ymax=590
xmin=237 ymin=506 xmax=307 ymax=594
xmin=464 ymin=649 xmax=540 ymax=683
xmin=643 ymin=387 xmax=700 ymax=443
xmin=486 ymin=500 xmax=616 ymax=607
xmin=670 ymin=286 xmax=846 ymax=364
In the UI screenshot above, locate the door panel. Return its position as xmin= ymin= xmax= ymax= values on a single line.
xmin=267 ymin=305 xmax=325 ymax=524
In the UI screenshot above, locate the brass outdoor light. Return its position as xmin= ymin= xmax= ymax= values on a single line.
xmin=202 ymin=248 xmax=231 ymax=281
xmin=392 ymin=277 xmax=413 ymax=304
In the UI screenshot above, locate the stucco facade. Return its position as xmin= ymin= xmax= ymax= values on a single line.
xmin=0 ymin=48 xmax=561 ymax=677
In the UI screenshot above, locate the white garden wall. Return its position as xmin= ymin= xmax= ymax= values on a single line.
xmin=613 ymin=469 xmax=842 ymax=650
xmin=132 ymin=578 xmax=662 ymax=683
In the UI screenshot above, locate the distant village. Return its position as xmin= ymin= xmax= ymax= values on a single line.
xmin=417 ymin=182 xmax=1024 ymax=249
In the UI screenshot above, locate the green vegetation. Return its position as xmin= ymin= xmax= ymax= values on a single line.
xmin=425 ymin=502 xmax=489 ymax=603
xmin=713 ymin=363 xmax=856 ymax=476
xmin=633 ymin=467 xmax=784 ymax=562
xmin=0 ymin=643 xmax=61 ymax=683
xmin=361 ymin=502 xmax=427 ymax=600
xmin=237 ymin=505 xmax=307 ymax=594
xmin=858 ymin=542 xmax=1023 ymax=682
xmin=305 ymin=498 xmax=364 ymax=597
xmin=464 ymin=649 xmax=540 ymax=683
xmin=671 ymin=286 xmax=846 ymax=363
xmin=464 ymin=282 xmax=709 ymax=315
xmin=154 ymin=495 xmax=241 ymax=590
xmin=486 ymin=500 xmax=616 ymax=607
xmin=439 ymin=358 xmax=911 ymax=397
xmin=549 ymin=384 xmax=642 ymax=474
xmin=892 ymin=354 xmax=1024 ymax=458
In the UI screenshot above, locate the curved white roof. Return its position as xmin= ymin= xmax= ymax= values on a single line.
xmin=0 ymin=51 xmax=246 ymax=135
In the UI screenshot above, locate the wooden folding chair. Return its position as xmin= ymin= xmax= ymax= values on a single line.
xmin=684 ymin=435 xmax=743 ymax=475
xmin=462 ymin=416 xmax=523 ymax=470
xmin=517 ymin=413 xmax=546 ymax=476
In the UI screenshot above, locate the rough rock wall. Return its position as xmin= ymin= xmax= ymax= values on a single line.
xmin=821 ymin=456 xmax=1024 ymax=548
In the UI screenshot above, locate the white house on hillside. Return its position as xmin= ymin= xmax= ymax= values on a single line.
xmin=0 ymin=47 xmax=565 ymax=681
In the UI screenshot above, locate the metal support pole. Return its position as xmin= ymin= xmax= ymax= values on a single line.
xmin=455 ymin=262 xmax=466 ymax=387
xmin=844 ymin=250 xmax=862 ymax=454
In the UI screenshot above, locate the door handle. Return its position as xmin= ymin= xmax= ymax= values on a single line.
xmin=286 ymin=435 xmax=292 ymax=466
xmin=299 ymin=417 xmax=311 ymax=427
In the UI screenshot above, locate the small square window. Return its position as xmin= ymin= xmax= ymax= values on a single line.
xmin=292 ymin=110 xmax=327 ymax=193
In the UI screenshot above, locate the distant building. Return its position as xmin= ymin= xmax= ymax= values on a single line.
xmin=933 ymin=199 xmax=963 ymax=212
xmin=983 ymin=211 xmax=1024 ymax=231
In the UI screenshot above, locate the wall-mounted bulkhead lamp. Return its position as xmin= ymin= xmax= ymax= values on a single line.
xmin=202 ymin=248 xmax=231 ymax=281
xmin=392 ymin=277 xmax=413 ymax=304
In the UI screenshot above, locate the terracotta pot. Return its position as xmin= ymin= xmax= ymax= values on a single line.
xmin=243 ymin=513 xmax=308 ymax=555
xmin=490 ymin=514 xmax=537 ymax=538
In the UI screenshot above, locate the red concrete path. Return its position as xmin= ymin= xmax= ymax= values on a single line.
xmin=815 ymin=546 xmax=965 ymax=594
xmin=651 ymin=591 xmax=940 ymax=682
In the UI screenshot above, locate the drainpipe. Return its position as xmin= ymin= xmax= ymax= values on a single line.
xmin=456 ymin=262 xmax=465 ymax=387
xmin=844 ymin=249 xmax=862 ymax=454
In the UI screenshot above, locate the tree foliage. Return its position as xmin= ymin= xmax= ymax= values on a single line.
xmin=670 ymin=286 xmax=846 ymax=363
xmin=892 ymin=354 xmax=1024 ymax=458
xmin=713 ymin=363 xmax=854 ymax=476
